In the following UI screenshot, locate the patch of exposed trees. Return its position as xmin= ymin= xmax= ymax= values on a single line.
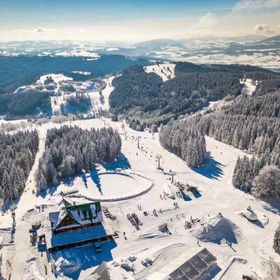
xmin=274 ymin=224 xmax=280 ymax=255
xmin=159 ymin=118 xmax=206 ymax=168
xmin=36 ymin=126 xmax=122 ymax=193
xmin=60 ymin=93 xmax=92 ymax=115
xmin=0 ymin=131 xmax=39 ymax=202
xmin=0 ymin=91 xmax=52 ymax=117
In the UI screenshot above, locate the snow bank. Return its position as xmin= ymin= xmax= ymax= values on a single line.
xmin=162 ymin=183 xmax=175 ymax=199
xmin=23 ymin=258 xmax=47 ymax=280
xmin=144 ymin=63 xmax=175 ymax=81
xmin=135 ymin=243 xmax=189 ymax=280
xmin=54 ymin=256 xmax=74 ymax=276
xmin=191 ymin=213 xmax=242 ymax=244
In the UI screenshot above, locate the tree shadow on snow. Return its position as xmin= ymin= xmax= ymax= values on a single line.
xmin=252 ymin=220 xmax=264 ymax=228
xmin=193 ymin=155 xmax=224 ymax=180
xmin=90 ymin=169 xmax=103 ymax=195
xmin=102 ymin=153 xmax=131 ymax=171
xmin=182 ymin=192 xmax=192 ymax=201
xmin=191 ymin=189 xmax=202 ymax=199
xmin=262 ymin=199 xmax=280 ymax=215
xmin=89 ymin=153 xmax=131 ymax=196
xmin=39 ymin=176 xmax=77 ymax=199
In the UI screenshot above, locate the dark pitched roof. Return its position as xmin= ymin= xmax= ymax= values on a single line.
xmin=167 ymin=248 xmax=217 ymax=280
xmin=49 ymin=201 xmax=102 ymax=230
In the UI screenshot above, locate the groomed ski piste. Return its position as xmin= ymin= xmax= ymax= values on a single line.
xmin=144 ymin=63 xmax=175 ymax=81
xmin=0 ymin=64 xmax=279 ymax=280
xmin=240 ymin=78 xmax=258 ymax=95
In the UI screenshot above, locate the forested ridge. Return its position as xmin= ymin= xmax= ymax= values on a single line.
xmin=160 ymin=72 xmax=280 ymax=199
xmin=109 ymin=62 xmax=277 ymax=129
xmin=0 ymin=130 xmax=39 ymax=202
xmin=112 ymin=61 xmax=280 ymax=171
xmin=0 ymin=91 xmax=52 ymax=117
xmin=112 ymin=61 xmax=280 ymax=255
xmin=36 ymin=126 xmax=122 ymax=193
xmin=0 ymin=55 xmax=149 ymax=118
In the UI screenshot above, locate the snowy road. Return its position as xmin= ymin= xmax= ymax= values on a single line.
xmin=10 ymin=128 xmax=48 ymax=280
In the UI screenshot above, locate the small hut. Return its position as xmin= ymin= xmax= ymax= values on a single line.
xmin=242 ymin=206 xmax=258 ymax=222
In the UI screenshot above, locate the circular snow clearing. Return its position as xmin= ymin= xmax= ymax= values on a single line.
xmin=88 ymin=172 xmax=153 ymax=202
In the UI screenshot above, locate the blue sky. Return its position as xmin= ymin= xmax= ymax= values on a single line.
xmin=0 ymin=0 xmax=279 ymax=41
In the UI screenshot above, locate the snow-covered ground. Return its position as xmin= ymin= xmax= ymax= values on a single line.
xmin=14 ymin=73 xmax=73 ymax=94
xmin=51 ymin=171 xmax=152 ymax=202
xmin=54 ymin=50 xmax=100 ymax=59
xmin=37 ymin=73 xmax=73 ymax=87
xmin=13 ymin=73 xmax=115 ymax=116
xmin=0 ymin=117 xmax=280 ymax=280
xmin=240 ymin=79 xmax=258 ymax=95
xmin=87 ymin=75 xmax=116 ymax=112
xmin=144 ymin=63 xmax=175 ymax=81
xmin=72 ymin=71 xmax=91 ymax=76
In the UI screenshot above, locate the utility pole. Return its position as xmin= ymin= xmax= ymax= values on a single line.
xmin=156 ymin=155 xmax=162 ymax=170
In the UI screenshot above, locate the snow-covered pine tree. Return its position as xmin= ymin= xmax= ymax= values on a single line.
xmin=0 ymin=130 xmax=38 ymax=202
xmin=252 ymin=165 xmax=280 ymax=199
xmin=273 ymin=224 xmax=280 ymax=255
xmin=36 ymin=126 xmax=122 ymax=192
xmin=160 ymin=117 xmax=207 ymax=168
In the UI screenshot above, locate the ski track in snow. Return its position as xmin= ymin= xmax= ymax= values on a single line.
xmin=88 ymin=75 xmax=116 ymax=113
xmin=144 ymin=63 xmax=175 ymax=81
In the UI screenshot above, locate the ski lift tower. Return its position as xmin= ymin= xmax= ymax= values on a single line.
xmin=136 ymin=136 xmax=141 ymax=149
xmin=169 ymin=170 xmax=176 ymax=183
xmin=156 ymin=155 xmax=162 ymax=170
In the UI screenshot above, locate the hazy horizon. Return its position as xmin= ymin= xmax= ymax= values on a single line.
xmin=0 ymin=0 xmax=280 ymax=42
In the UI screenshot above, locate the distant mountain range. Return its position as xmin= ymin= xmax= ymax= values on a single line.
xmin=0 ymin=34 xmax=279 ymax=71
xmin=126 ymin=35 xmax=280 ymax=71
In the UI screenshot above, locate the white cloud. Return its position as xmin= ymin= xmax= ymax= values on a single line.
xmin=234 ymin=0 xmax=280 ymax=10
xmin=182 ymin=12 xmax=222 ymax=38
xmin=254 ymin=24 xmax=276 ymax=34
xmin=34 ymin=27 xmax=55 ymax=33
xmin=198 ymin=12 xmax=217 ymax=28
xmin=0 ymin=6 xmax=279 ymax=42
xmin=35 ymin=28 xmax=44 ymax=33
